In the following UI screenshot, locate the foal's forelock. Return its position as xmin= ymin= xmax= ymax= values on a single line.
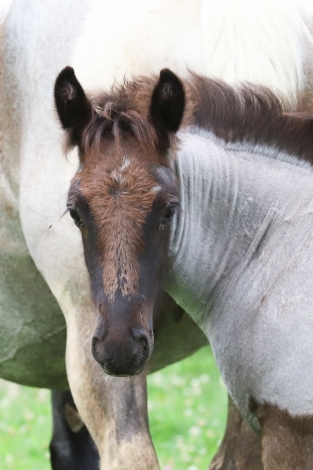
xmin=79 ymin=156 xmax=158 ymax=301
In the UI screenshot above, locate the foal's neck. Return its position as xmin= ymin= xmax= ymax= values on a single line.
xmin=165 ymin=129 xmax=313 ymax=328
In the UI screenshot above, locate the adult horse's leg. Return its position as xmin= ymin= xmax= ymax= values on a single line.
xmin=50 ymin=390 xmax=99 ymax=470
xmin=65 ymin=297 xmax=159 ymax=470
xmin=209 ymin=396 xmax=263 ymax=470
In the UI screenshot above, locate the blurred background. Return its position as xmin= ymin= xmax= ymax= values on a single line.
xmin=0 ymin=346 xmax=227 ymax=470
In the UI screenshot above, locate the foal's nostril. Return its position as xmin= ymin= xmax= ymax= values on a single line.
xmin=130 ymin=327 xmax=151 ymax=353
xmin=91 ymin=336 xmax=106 ymax=365
xmin=131 ymin=326 xmax=147 ymax=341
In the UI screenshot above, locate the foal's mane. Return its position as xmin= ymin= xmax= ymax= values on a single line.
xmin=81 ymin=73 xmax=313 ymax=164
xmin=189 ymin=74 xmax=313 ymax=164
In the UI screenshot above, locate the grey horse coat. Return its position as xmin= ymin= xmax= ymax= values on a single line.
xmin=165 ymin=129 xmax=313 ymax=432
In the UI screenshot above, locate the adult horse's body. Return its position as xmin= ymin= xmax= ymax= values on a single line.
xmin=1 ymin=0 xmax=313 ymax=468
xmin=55 ymin=65 xmax=313 ymax=468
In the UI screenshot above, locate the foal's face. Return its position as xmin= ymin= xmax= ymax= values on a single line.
xmin=67 ymin=144 xmax=179 ymax=375
xmin=55 ymin=67 xmax=185 ymax=376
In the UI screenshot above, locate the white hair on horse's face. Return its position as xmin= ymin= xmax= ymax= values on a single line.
xmin=110 ymin=157 xmax=131 ymax=186
xmin=120 ymin=157 xmax=130 ymax=170
xmin=150 ymin=185 xmax=161 ymax=193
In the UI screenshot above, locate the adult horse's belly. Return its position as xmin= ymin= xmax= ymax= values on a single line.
xmin=0 ymin=253 xmax=67 ymax=388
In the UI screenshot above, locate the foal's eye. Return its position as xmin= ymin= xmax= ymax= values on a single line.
xmin=159 ymin=204 xmax=177 ymax=230
xmin=69 ymin=209 xmax=82 ymax=228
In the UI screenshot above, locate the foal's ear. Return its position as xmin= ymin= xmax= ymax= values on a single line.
xmin=54 ymin=66 xmax=92 ymax=145
xmin=150 ymin=69 xmax=185 ymax=146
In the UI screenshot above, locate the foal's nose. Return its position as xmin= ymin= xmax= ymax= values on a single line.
xmin=91 ymin=326 xmax=151 ymax=376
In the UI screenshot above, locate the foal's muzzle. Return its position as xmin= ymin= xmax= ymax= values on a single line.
xmin=92 ymin=321 xmax=153 ymax=376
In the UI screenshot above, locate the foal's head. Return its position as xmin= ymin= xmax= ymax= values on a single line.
xmin=54 ymin=67 xmax=185 ymax=376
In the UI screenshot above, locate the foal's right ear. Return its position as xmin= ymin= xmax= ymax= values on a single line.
xmin=54 ymin=66 xmax=92 ymax=145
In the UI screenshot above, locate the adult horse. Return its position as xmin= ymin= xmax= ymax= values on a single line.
xmin=54 ymin=65 xmax=313 ymax=469
xmin=1 ymin=0 xmax=313 ymax=468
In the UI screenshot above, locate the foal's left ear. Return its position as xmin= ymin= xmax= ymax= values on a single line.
xmin=150 ymin=69 xmax=185 ymax=146
xmin=54 ymin=66 xmax=92 ymax=146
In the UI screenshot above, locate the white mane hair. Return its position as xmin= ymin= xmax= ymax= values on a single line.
xmin=200 ymin=0 xmax=313 ymax=96
xmin=70 ymin=0 xmax=313 ymax=104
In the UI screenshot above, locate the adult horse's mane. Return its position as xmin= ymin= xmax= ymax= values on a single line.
xmin=61 ymin=71 xmax=313 ymax=165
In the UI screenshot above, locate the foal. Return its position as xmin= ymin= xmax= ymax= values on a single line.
xmin=55 ymin=66 xmax=313 ymax=468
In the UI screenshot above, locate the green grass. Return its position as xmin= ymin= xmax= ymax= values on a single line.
xmin=0 ymin=346 xmax=227 ymax=470
xmin=0 ymin=383 xmax=51 ymax=469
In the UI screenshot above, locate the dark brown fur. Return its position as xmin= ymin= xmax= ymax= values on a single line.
xmin=260 ymin=404 xmax=313 ymax=470
xmin=210 ymin=396 xmax=263 ymax=470
xmin=188 ymin=75 xmax=313 ymax=164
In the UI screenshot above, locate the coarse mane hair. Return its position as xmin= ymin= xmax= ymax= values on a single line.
xmin=188 ymin=74 xmax=313 ymax=164
xmin=74 ymin=73 xmax=313 ymax=165
xmin=82 ymin=76 xmax=159 ymax=151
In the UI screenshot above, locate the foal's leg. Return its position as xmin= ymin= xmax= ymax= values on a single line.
xmin=209 ymin=395 xmax=263 ymax=470
xmin=260 ymin=404 xmax=313 ymax=470
xmin=50 ymin=390 xmax=99 ymax=470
